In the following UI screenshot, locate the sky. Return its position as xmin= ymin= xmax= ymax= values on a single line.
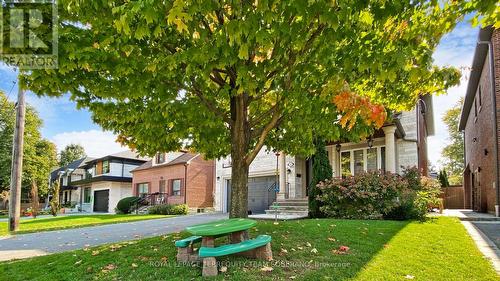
xmin=0 ymin=19 xmax=480 ymax=164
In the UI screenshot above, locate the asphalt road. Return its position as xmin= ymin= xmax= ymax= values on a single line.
xmin=473 ymin=221 xmax=500 ymax=249
xmin=0 ymin=212 xmax=227 ymax=261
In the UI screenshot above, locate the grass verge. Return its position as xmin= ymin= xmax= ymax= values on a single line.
xmin=0 ymin=214 xmax=173 ymax=236
xmin=0 ymin=217 xmax=497 ymax=280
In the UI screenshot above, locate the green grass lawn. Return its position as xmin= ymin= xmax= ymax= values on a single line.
xmin=0 ymin=214 xmax=172 ymax=236
xmin=0 ymin=217 xmax=497 ymax=280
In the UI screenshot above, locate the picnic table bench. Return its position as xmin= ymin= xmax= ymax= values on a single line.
xmin=175 ymin=218 xmax=273 ymax=276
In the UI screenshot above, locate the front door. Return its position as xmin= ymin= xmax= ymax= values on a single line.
xmin=93 ymin=189 xmax=109 ymax=212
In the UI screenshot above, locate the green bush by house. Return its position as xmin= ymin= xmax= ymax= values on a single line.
xmin=148 ymin=204 xmax=188 ymax=215
xmin=317 ymin=167 xmax=441 ymax=220
xmin=116 ymin=196 xmax=140 ymax=214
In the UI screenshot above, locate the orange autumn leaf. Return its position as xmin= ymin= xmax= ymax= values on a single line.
xmin=333 ymin=90 xmax=386 ymax=130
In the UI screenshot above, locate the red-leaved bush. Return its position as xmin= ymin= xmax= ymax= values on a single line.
xmin=316 ymin=168 xmax=439 ymax=220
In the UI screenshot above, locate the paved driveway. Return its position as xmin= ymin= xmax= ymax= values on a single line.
xmin=0 ymin=212 xmax=227 ymax=261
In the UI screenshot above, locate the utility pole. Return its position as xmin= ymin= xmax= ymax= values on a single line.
xmin=9 ymin=83 xmax=26 ymax=232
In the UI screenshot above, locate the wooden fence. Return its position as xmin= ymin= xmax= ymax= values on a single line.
xmin=440 ymin=185 xmax=464 ymax=209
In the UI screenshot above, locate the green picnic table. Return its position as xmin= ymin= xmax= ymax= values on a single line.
xmin=175 ymin=218 xmax=273 ymax=277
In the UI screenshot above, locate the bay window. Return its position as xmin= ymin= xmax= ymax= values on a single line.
xmin=339 ymin=146 xmax=386 ymax=176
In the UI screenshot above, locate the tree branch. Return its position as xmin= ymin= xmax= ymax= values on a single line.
xmin=245 ymin=109 xmax=282 ymax=166
xmin=189 ymin=80 xmax=233 ymax=125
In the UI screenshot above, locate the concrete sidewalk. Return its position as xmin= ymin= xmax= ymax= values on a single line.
xmin=0 ymin=212 xmax=227 ymax=261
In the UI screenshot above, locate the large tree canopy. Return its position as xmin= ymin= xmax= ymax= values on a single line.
xmin=0 ymin=91 xmax=58 ymax=197
xmin=14 ymin=0 xmax=498 ymax=217
xmin=59 ymin=143 xmax=86 ymax=167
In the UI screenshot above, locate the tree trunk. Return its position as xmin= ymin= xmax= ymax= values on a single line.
xmin=30 ymin=181 xmax=39 ymax=218
xmin=229 ymin=94 xmax=251 ymax=218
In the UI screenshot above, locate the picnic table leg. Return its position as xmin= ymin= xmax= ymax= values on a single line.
xmin=201 ymin=237 xmax=217 ymax=277
xmin=229 ymin=230 xmax=249 ymax=244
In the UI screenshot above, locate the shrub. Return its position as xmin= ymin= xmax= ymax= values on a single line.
xmin=148 ymin=204 xmax=188 ymax=215
xmin=317 ymin=171 xmax=406 ymax=219
xmin=309 ymin=140 xmax=333 ymax=218
xmin=116 ymin=196 xmax=140 ymax=214
xmin=317 ymin=167 xmax=442 ymax=221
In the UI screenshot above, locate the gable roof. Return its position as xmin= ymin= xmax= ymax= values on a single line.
xmin=131 ymin=152 xmax=200 ymax=172
xmin=81 ymin=150 xmax=150 ymax=167
xmin=50 ymin=156 xmax=94 ymax=181
xmin=459 ymin=26 xmax=494 ymax=130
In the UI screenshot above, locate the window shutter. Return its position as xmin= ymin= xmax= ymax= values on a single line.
xmin=180 ymin=179 xmax=184 ymax=196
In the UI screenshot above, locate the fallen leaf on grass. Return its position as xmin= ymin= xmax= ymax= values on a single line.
xmin=91 ymin=250 xmax=100 ymax=256
xmin=305 ymin=242 xmax=312 ymax=247
xmin=139 ymin=256 xmax=150 ymax=261
xmin=327 ymin=237 xmax=336 ymax=242
xmin=280 ymin=248 xmax=288 ymax=254
xmin=109 ymin=244 xmax=122 ymax=252
xmin=131 ymin=263 xmax=138 ymax=268
xmin=311 ymin=248 xmax=318 ymax=254
xmin=102 ymin=264 xmax=116 ymax=273
xmin=297 ymin=246 xmax=303 ymax=250
xmin=405 ymin=275 xmax=415 ymax=279
xmin=220 ymin=266 xmax=228 ymax=273
xmin=332 ymin=245 xmax=350 ymax=255
xmin=74 ymin=260 xmax=82 ymax=265
xmin=161 ymin=256 xmax=168 ymax=262
xmin=261 ymin=266 xmax=273 ymax=272
xmin=86 ymin=266 xmax=93 ymax=273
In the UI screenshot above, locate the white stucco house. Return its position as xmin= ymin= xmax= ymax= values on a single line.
xmin=51 ymin=151 xmax=149 ymax=213
xmin=215 ymin=95 xmax=434 ymax=215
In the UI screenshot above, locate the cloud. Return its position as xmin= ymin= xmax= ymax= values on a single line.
xmin=51 ymin=130 xmax=127 ymax=158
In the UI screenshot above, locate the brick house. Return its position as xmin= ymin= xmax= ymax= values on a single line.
xmin=459 ymin=26 xmax=500 ymax=216
xmin=131 ymin=151 xmax=214 ymax=210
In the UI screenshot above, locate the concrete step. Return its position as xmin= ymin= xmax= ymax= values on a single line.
xmin=273 ymin=201 xmax=309 ymax=207
xmin=269 ymin=205 xmax=308 ymax=211
xmin=249 ymin=213 xmax=308 ymax=220
xmin=276 ymin=198 xmax=308 ymax=202
xmin=265 ymin=209 xmax=309 ymax=216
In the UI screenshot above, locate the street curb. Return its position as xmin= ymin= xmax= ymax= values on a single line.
xmin=461 ymin=221 xmax=500 ymax=275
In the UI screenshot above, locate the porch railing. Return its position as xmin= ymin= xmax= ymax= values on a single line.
xmin=134 ymin=192 xmax=169 ymax=214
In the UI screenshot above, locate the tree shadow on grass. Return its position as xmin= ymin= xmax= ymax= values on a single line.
xmin=207 ymin=218 xmax=411 ymax=281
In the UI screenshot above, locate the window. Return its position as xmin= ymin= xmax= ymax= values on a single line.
xmin=380 ymin=147 xmax=386 ymax=172
xmin=353 ymin=150 xmax=364 ymax=175
xmin=171 ymin=179 xmax=181 ymax=196
xmin=137 ymin=183 xmax=149 ymax=197
xmin=83 ymin=187 xmax=91 ymax=203
xmin=156 ymin=153 xmax=166 ymax=164
xmin=340 ymin=146 xmax=386 ymax=176
xmin=341 ymin=151 xmax=351 ymax=177
xmin=367 ymin=148 xmax=378 ymax=171
xmin=159 ymin=180 xmax=166 ymax=194
xmin=102 ymin=160 xmax=110 ymax=174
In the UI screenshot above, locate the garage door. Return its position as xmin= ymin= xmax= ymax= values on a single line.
xmin=93 ymin=190 xmax=109 ymax=212
xmin=227 ymin=176 xmax=277 ymax=214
